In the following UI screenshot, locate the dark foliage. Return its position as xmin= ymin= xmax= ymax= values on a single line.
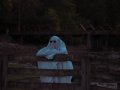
xmin=0 ymin=0 xmax=120 ymax=30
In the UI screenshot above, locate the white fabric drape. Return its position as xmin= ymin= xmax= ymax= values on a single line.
xmin=36 ymin=36 xmax=73 ymax=83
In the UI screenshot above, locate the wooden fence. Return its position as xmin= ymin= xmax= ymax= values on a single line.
xmin=0 ymin=53 xmax=90 ymax=90
xmin=1 ymin=51 xmax=120 ymax=90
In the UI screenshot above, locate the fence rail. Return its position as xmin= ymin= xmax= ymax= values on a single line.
xmin=0 ymin=54 xmax=90 ymax=90
xmin=8 ymin=82 xmax=81 ymax=90
xmin=1 ymin=51 xmax=120 ymax=90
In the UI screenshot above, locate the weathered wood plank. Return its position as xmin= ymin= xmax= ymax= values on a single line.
xmin=7 ymin=51 xmax=120 ymax=63
xmin=8 ymin=81 xmax=81 ymax=90
xmin=7 ymin=88 xmax=23 ymax=90
xmin=1 ymin=56 xmax=8 ymax=90
xmin=8 ymin=62 xmax=81 ymax=70
xmin=8 ymin=68 xmax=81 ymax=81
xmin=0 ymin=58 xmax=2 ymax=90
xmin=7 ymin=53 xmax=88 ymax=63
xmin=91 ymin=74 xmax=114 ymax=82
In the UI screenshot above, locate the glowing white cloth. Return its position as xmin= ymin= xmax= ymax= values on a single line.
xmin=36 ymin=36 xmax=68 ymax=59
xmin=36 ymin=36 xmax=73 ymax=83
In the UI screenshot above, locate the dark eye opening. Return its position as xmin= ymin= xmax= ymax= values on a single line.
xmin=50 ymin=41 xmax=52 ymax=43
xmin=53 ymin=41 xmax=56 ymax=43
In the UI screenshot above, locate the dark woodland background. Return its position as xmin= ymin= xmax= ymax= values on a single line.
xmin=0 ymin=0 xmax=120 ymax=31
xmin=0 ymin=0 xmax=120 ymax=49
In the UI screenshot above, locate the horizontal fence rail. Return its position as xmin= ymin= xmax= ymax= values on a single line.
xmin=1 ymin=51 xmax=120 ymax=90
xmin=8 ymin=69 xmax=81 ymax=81
xmin=4 ymin=54 xmax=88 ymax=90
xmin=8 ymin=82 xmax=81 ymax=90
xmin=7 ymin=54 xmax=88 ymax=62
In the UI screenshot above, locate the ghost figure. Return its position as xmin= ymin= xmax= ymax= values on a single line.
xmin=36 ymin=36 xmax=73 ymax=83
xmin=36 ymin=36 xmax=68 ymax=59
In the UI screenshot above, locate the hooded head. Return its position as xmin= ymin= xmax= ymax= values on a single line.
xmin=47 ymin=36 xmax=68 ymax=54
xmin=47 ymin=36 xmax=60 ymax=49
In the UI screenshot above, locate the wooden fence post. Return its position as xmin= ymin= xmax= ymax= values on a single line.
xmin=81 ymin=58 xmax=86 ymax=90
xmin=0 ymin=57 xmax=2 ymax=90
xmin=86 ymin=54 xmax=90 ymax=90
xmin=2 ymin=56 xmax=8 ymax=90
xmin=81 ymin=55 xmax=90 ymax=90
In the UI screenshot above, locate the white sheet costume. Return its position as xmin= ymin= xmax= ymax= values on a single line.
xmin=36 ymin=36 xmax=73 ymax=83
